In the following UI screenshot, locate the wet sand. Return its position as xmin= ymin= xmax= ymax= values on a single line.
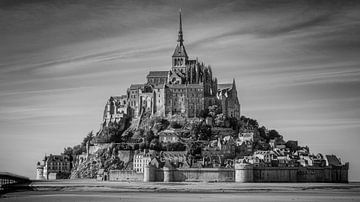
xmin=1 ymin=181 xmax=360 ymax=202
xmin=2 ymin=190 xmax=360 ymax=202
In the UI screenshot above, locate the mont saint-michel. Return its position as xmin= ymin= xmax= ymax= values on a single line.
xmin=32 ymin=11 xmax=349 ymax=184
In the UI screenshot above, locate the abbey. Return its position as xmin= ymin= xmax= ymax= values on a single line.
xmin=103 ymin=11 xmax=240 ymax=125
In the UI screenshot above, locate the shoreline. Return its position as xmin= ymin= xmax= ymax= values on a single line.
xmin=25 ymin=180 xmax=360 ymax=193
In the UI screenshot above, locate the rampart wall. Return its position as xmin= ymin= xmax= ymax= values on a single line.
xmin=109 ymin=170 xmax=143 ymax=181
xmin=141 ymin=163 xmax=348 ymax=183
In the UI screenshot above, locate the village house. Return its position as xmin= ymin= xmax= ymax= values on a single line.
xmin=40 ymin=154 xmax=71 ymax=180
xmin=133 ymin=152 xmax=152 ymax=173
xmin=158 ymin=129 xmax=180 ymax=143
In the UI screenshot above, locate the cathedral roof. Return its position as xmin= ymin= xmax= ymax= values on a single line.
xmin=218 ymin=83 xmax=233 ymax=91
xmin=147 ymin=71 xmax=169 ymax=78
xmin=172 ymin=44 xmax=188 ymax=57
xmin=129 ymin=84 xmax=144 ymax=90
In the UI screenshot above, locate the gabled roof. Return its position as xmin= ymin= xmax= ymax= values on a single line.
xmin=129 ymin=84 xmax=144 ymax=90
xmin=326 ymin=155 xmax=342 ymax=166
xmin=172 ymin=44 xmax=188 ymax=57
xmin=147 ymin=71 xmax=169 ymax=78
xmin=218 ymin=83 xmax=233 ymax=91
xmin=110 ymin=95 xmax=127 ymax=100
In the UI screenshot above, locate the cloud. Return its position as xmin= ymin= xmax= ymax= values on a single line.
xmin=0 ymin=0 xmax=360 ymax=180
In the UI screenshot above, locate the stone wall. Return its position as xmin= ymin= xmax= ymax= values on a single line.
xmin=251 ymin=165 xmax=349 ymax=183
xmin=173 ymin=168 xmax=234 ymax=182
xmin=109 ymin=170 xmax=143 ymax=181
xmin=144 ymin=164 xmax=348 ymax=183
xmin=148 ymin=167 xmax=234 ymax=182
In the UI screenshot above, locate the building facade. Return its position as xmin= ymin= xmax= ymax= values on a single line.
xmin=133 ymin=152 xmax=152 ymax=173
xmin=41 ymin=154 xmax=71 ymax=180
xmin=102 ymin=11 xmax=240 ymax=125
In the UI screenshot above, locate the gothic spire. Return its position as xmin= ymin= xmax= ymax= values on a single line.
xmin=172 ymin=9 xmax=188 ymax=59
xmin=177 ymin=9 xmax=184 ymax=45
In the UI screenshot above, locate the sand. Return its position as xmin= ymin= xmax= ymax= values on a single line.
xmin=1 ymin=180 xmax=359 ymax=202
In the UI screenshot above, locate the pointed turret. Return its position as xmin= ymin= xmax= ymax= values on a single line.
xmin=172 ymin=9 xmax=188 ymax=67
xmin=232 ymin=78 xmax=237 ymax=90
xmin=178 ymin=8 xmax=184 ymax=45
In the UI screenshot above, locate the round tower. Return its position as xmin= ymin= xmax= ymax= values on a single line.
xmin=163 ymin=166 xmax=173 ymax=182
xmin=36 ymin=162 xmax=45 ymax=180
xmin=144 ymin=165 xmax=155 ymax=182
xmin=235 ymin=162 xmax=254 ymax=183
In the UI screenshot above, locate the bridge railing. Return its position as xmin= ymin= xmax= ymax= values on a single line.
xmin=0 ymin=172 xmax=31 ymax=194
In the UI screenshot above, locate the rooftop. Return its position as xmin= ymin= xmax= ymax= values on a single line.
xmin=218 ymin=83 xmax=233 ymax=91
xmin=147 ymin=71 xmax=169 ymax=78
xmin=129 ymin=84 xmax=144 ymax=90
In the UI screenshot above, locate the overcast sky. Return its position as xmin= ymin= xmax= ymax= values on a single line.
xmin=0 ymin=0 xmax=359 ymax=180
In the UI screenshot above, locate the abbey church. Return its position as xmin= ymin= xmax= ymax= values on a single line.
xmin=103 ymin=11 xmax=240 ymax=124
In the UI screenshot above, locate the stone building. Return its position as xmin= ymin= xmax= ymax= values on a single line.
xmin=133 ymin=152 xmax=152 ymax=173
xmin=158 ymin=129 xmax=180 ymax=143
xmin=41 ymin=154 xmax=71 ymax=180
xmin=103 ymin=95 xmax=128 ymax=125
xmin=102 ymin=10 xmax=240 ymax=124
xmin=217 ymin=80 xmax=241 ymax=119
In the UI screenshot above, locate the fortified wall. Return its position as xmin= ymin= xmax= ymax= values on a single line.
xmin=108 ymin=163 xmax=349 ymax=183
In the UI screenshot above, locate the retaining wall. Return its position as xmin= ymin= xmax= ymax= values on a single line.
xmin=109 ymin=170 xmax=143 ymax=181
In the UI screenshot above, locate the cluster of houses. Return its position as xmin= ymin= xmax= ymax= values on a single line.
xmin=123 ymin=128 xmax=345 ymax=174
xmin=36 ymin=125 xmax=346 ymax=180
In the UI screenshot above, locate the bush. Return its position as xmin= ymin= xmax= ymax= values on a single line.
xmin=170 ymin=121 xmax=182 ymax=129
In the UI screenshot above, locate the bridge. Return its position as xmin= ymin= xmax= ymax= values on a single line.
xmin=0 ymin=172 xmax=31 ymax=194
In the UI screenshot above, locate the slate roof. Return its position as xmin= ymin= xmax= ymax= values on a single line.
xmin=218 ymin=83 xmax=233 ymax=91
xmin=110 ymin=95 xmax=127 ymax=100
xmin=147 ymin=71 xmax=169 ymax=78
xmin=129 ymin=84 xmax=144 ymax=90
xmin=172 ymin=44 xmax=188 ymax=57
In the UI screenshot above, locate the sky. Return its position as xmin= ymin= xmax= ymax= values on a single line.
xmin=0 ymin=0 xmax=359 ymax=180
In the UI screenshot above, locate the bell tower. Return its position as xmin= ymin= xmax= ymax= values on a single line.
xmin=172 ymin=9 xmax=188 ymax=71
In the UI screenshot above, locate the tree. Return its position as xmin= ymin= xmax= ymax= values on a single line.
xmin=199 ymin=108 xmax=209 ymax=118
xmin=72 ymin=144 xmax=83 ymax=155
xmin=63 ymin=147 xmax=73 ymax=156
xmin=189 ymin=142 xmax=202 ymax=156
xmin=214 ymin=113 xmax=226 ymax=127
xmin=82 ymin=131 xmax=94 ymax=146
xmin=170 ymin=121 xmax=182 ymax=129
xmin=139 ymin=142 xmax=146 ymax=150
xmin=133 ymin=143 xmax=140 ymax=150
xmin=149 ymin=138 xmax=161 ymax=151
xmin=258 ymin=126 xmax=267 ymax=140
xmin=144 ymin=130 xmax=155 ymax=144
xmin=240 ymin=116 xmax=259 ymax=129
xmin=208 ymin=105 xmax=220 ymax=117
xmin=268 ymin=130 xmax=282 ymax=140
xmin=198 ymin=124 xmax=212 ymax=141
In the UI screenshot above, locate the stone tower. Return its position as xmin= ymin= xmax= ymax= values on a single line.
xmin=36 ymin=161 xmax=45 ymax=180
xmin=170 ymin=9 xmax=188 ymax=84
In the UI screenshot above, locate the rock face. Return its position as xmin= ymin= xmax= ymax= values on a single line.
xmin=70 ymin=147 xmax=135 ymax=179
